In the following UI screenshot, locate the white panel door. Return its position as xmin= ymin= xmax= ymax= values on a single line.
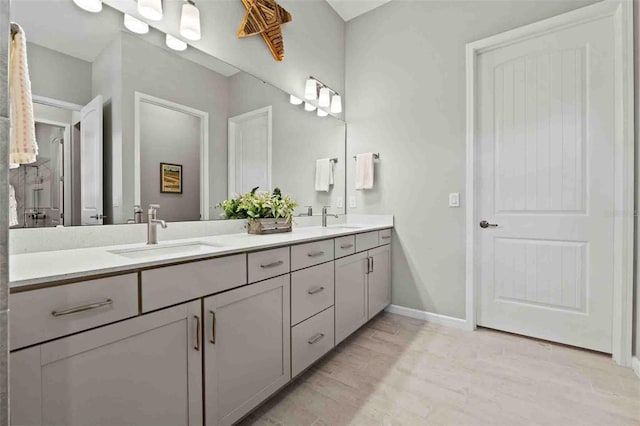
xmin=477 ymin=15 xmax=615 ymax=352
xmin=80 ymin=95 xmax=103 ymax=225
xmin=228 ymin=106 xmax=272 ymax=196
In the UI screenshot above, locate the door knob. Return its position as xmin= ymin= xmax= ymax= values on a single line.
xmin=479 ymin=220 xmax=498 ymax=229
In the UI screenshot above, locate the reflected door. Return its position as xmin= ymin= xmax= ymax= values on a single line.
xmin=476 ymin=14 xmax=616 ymax=352
xmin=80 ymin=95 xmax=103 ymax=225
xmin=228 ymin=106 xmax=272 ymax=196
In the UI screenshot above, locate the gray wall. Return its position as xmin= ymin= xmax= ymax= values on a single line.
xmin=27 ymin=42 xmax=92 ymax=105
xmin=345 ymin=0 xmax=598 ymax=319
xmin=634 ymin=0 xmax=639 ymax=359
xmin=228 ymin=72 xmax=346 ymax=215
xmin=139 ymin=102 xmax=200 ymax=222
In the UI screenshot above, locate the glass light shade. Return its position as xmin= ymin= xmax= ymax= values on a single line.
xmin=73 ymin=0 xmax=102 ymax=13
xmin=317 ymin=109 xmax=328 ymax=117
xmin=330 ymin=94 xmax=342 ymax=114
xmin=124 ymin=14 xmax=149 ymax=34
xmin=289 ymin=95 xmax=303 ymax=105
xmin=304 ymin=102 xmax=316 ymax=112
xmin=304 ymin=78 xmax=317 ymax=100
xmin=166 ymin=34 xmax=187 ymax=51
xmin=138 ymin=0 xmax=163 ymax=21
xmin=318 ymin=87 xmax=331 ymax=107
xmin=180 ymin=2 xmax=201 ymax=41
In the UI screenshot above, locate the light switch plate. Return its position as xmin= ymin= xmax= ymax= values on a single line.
xmin=337 ymin=197 xmax=344 ymax=208
xmin=349 ymin=196 xmax=357 ymax=208
xmin=449 ymin=192 xmax=460 ymax=207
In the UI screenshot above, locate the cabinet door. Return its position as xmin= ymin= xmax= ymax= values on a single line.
xmin=204 ymin=275 xmax=291 ymax=426
xmin=368 ymin=244 xmax=391 ymax=319
xmin=335 ymin=252 xmax=369 ymax=344
xmin=10 ymin=302 xmax=202 ymax=426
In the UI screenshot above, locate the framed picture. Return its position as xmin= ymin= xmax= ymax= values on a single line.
xmin=160 ymin=163 xmax=183 ymax=194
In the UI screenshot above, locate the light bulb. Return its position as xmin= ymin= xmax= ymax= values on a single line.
xmin=124 ymin=14 xmax=149 ymax=34
xmin=138 ymin=0 xmax=163 ymax=21
xmin=166 ymin=34 xmax=187 ymax=51
xmin=289 ymin=95 xmax=303 ymax=105
xmin=330 ymin=94 xmax=342 ymax=114
xmin=180 ymin=1 xmax=201 ymax=41
xmin=304 ymin=78 xmax=317 ymax=100
xmin=73 ymin=0 xmax=102 ymax=13
xmin=304 ymin=102 xmax=316 ymax=112
xmin=318 ymin=87 xmax=331 ymax=107
xmin=317 ymin=109 xmax=328 ymax=117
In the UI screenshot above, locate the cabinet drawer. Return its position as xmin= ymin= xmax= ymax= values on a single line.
xmin=248 ymin=247 xmax=290 ymax=283
xmin=355 ymin=231 xmax=379 ymax=252
xmin=291 ymin=306 xmax=334 ymax=377
xmin=291 ymin=239 xmax=334 ymax=271
xmin=142 ymin=254 xmax=246 ymax=312
xmin=10 ymin=274 xmax=138 ymax=350
xmin=291 ymin=262 xmax=334 ymax=325
xmin=379 ymin=229 xmax=392 ymax=245
xmin=334 ymin=235 xmax=356 ymax=259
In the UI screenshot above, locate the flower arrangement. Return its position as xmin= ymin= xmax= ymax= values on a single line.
xmin=218 ymin=187 xmax=298 ymax=225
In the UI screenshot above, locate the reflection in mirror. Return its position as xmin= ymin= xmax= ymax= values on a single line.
xmin=10 ymin=0 xmax=346 ymax=227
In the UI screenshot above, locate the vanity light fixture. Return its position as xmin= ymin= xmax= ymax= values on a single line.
xmin=289 ymin=95 xmax=303 ymax=105
xmin=166 ymin=34 xmax=187 ymax=51
xmin=304 ymin=102 xmax=316 ymax=112
xmin=304 ymin=78 xmax=317 ymax=100
xmin=124 ymin=14 xmax=149 ymax=34
xmin=318 ymin=87 xmax=331 ymax=108
xmin=72 ymin=0 xmax=102 ymax=13
xmin=330 ymin=94 xmax=342 ymax=114
xmin=317 ymin=109 xmax=328 ymax=117
xmin=138 ymin=0 xmax=163 ymax=21
xmin=180 ymin=0 xmax=201 ymax=41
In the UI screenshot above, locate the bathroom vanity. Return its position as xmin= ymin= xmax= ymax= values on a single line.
xmin=8 ymin=224 xmax=392 ymax=426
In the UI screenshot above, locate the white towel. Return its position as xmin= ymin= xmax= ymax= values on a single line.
xmin=315 ymin=158 xmax=334 ymax=192
xmin=10 ymin=23 xmax=38 ymax=169
xmin=9 ymin=185 xmax=18 ymax=227
xmin=355 ymin=153 xmax=374 ymax=190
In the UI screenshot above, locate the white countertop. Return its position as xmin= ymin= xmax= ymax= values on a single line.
xmin=10 ymin=223 xmax=393 ymax=290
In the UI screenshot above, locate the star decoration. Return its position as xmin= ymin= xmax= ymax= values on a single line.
xmin=237 ymin=0 xmax=292 ymax=62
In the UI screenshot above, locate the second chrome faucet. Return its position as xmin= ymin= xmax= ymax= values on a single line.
xmin=147 ymin=204 xmax=168 ymax=245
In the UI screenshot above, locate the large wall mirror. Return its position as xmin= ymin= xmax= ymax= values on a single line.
xmin=9 ymin=0 xmax=346 ymax=228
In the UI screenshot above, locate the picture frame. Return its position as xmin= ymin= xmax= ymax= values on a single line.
xmin=160 ymin=163 xmax=183 ymax=194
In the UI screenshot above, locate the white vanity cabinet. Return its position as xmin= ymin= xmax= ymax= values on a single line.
xmin=368 ymin=244 xmax=392 ymax=319
xmin=203 ymin=275 xmax=291 ymax=426
xmin=10 ymin=301 xmax=203 ymax=426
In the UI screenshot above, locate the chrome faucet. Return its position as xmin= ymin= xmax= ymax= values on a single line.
xmin=147 ymin=204 xmax=167 ymax=245
xmin=322 ymin=206 xmax=339 ymax=227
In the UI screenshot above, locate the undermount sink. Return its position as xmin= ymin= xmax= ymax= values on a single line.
xmin=109 ymin=242 xmax=222 ymax=259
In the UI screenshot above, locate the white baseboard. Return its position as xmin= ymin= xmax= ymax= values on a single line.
xmin=632 ymin=357 xmax=640 ymax=379
xmin=385 ymin=304 xmax=467 ymax=330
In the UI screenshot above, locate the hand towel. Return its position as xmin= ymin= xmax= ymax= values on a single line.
xmin=10 ymin=23 xmax=38 ymax=169
xmin=355 ymin=153 xmax=374 ymax=190
xmin=315 ymin=158 xmax=334 ymax=192
xmin=9 ymin=184 xmax=18 ymax=227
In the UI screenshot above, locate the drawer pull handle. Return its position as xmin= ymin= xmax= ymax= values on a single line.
xmin=339 ymin=243 xmax=354 ymax=249
xmin=307 ymin=286 xmax=325 ymax=295
xmin=209 ymin=310 xmax=216 ymax=344
xmin=193 ymin=315 xmax=201 ymax=351
xmin=260 ymin=260 xmax=284 ymax=269
xmin=51 ymin=299 xmax=113 ymax=317
xmin=381 ymin=236 xmax=391 ymax=240
xmin=308 ymin=333 xmax=325 ymax=345
xmin=307 ymin=251 xmax=325 ymax=258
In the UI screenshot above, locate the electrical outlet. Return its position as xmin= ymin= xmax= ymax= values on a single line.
xmin=449 ymin=192 xmax=460 ymax=207
xmin=349 ymin=196 xmax=357 ymax=208
xmin=336 ymin=197 xmax=344 ymax=208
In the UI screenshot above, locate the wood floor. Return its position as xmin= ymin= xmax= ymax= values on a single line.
xmin=240 ymin=312 xmax=640 ymax=426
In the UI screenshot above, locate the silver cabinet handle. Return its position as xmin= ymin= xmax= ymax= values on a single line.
xmin=307 ymin=286 xmax=325 ymax=295
xmin=365 ymin=257 xmax=370 ymax=275
xmin=308 ymin=333 xmax=325 ymax=344
xmin=51 ymin=299 xmax=113 ymax=317
xmin=371 ymin=256 xmax=374 ymax=272
xmin=193 ymin=315 xmax=200 ymax=351
xmin=381 ymin=236 xmax=391 ymax=240
xmin=307 ymin=251 xmax=325 ymax=258
xmin=260 ymin=260 xmax=284 ymax=268
xmin=479 ymin=220 xmax=499 ymax=228
xmin=339 ymin=243 xmax=354 ymax=249
xmin=209 ymin=310 xmax=216 ymax=344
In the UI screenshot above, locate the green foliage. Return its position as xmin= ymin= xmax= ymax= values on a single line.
xmin=217 ymin=188 xmax=298 ymax=223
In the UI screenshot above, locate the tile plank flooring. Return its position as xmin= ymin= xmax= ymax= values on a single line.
xmin=241 ymin=312 xmax=640 ymax=426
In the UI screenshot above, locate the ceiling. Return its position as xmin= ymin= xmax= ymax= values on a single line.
xmin=326 ymin=0 xmax=393 ymax=21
